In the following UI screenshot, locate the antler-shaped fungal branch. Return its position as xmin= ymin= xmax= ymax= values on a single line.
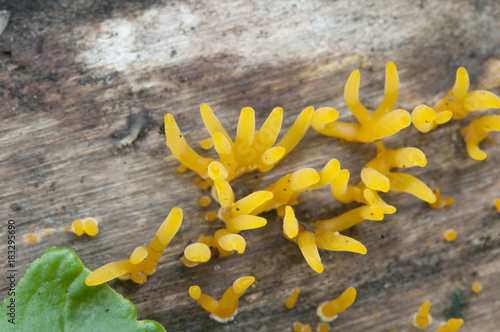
xmin=435 ymin=67 xmax=500 ymax=120
xmin=283 ymin=206 xmax=367 ymax=273
xmin=164 ymin=104 xmax=314 ymax=182
xmin=312 ymin=62 xmax=411 ymax=142
xmin=435 ymin=318 xmax=464 ymax=332
xmin=189 ymin=276 xmax=255 ymax=323
xmin=412 ymin=104 xmax=452 ymax=133
xmin=412 ymin=300 xmax=432 ymax=329
xmin=460 ymin=115 xmax=500 ymax=160
xmin=359 ymin=141 xmax=436 ymax=203
xmin=85 ymin=207 xmax=183 ymax=285
xmin=317 ymin=287 xmax=357 ymax=323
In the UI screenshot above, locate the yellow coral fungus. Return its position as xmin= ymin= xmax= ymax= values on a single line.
xmin=285 ymin=287 xmax=301 ymax=309
xmin=312 ymin=62 xmax=411 ymax=142
xmin=495 ymin=199 xmax=500 ymax=212
xmin=460 ymin=115 xmax=500 ymax=160
xmin=284 ymin=207 xmax=366 ymax=273
xmin=430 ymin=189 xmax=455 ymax=209
xmin=358 ymin=141 xmax=436 ymax=203
xmin=189 ymin=276 xmax=255 ymax=323
xmin=435 ymin=318 xmax=464 ymax=332
xmin=316 ymin=322 xmax=331 ymax=332
xmin=71 ymin=218 xmax=99 ymax=236
xmin=184 ymin=243 xmax=211 ymax=263
xmin=412 ymin=300 xmax=432 ymax=329
xmin=85 ymin=207 xmax=182 ymax=285
xmin=164 ymin=103 xmax=314 ymax=182
xmin=412 ymin=104 xmax=452 ymax=133
xmin=317 ymin=287 xmax=357 ymax=322
xmin=199 ymin=196 xmax=212 ymax=207
xmin=435 ymin=67 xmax=500 ymax=120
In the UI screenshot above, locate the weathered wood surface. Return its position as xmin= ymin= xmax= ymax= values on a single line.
xmin=1 ymin=0 xmax=500 ymax=331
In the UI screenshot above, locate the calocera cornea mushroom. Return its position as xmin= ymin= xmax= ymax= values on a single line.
xmin=435 ymin=67 xmax=500 ymax=120
xmin=189 ymin=276 xmax=255 ymax=323
xmin=460 ymin=115 xmax=500 ymax=160
xmin=284 ymin=206 xmax=367 ymax=273
xmin=164 ymin=103 xmax=314 ymax=182
xmin=317 ymin=287 xmax=357 ymax=323
xmin=311 ymin=62 xmax=411 ymax=142
xmin=85 ymin=207 xmax=182 ymax=285
xmin=430 ymin=188 xmax=455 ymax=209
xmin=412 ymin=300 xmax=432 ymax=329
xmin=356 ymin=141 xmax=436 ymax=203
xmin=411 ymin=104 xmax=452 ymax=133
xmin=495 ymin=199 xmax=500 ymax=212
xmin=71 ymin=217 xmax=99 ymax=236
xmin=285 ymin=287 xmax=301 ymax=309
xmin=435 ymin=318 xmax=464 ymax=332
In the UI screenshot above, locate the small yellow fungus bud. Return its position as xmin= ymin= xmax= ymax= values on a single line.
xmin=460 ymin=115 xmax=500 ymax=160
xmin=85 ymin=207 xmax=183 ymax=286
xmin=435 ymin=318 xmax=464 ymax=332
xmin=471 ymin=282 xmax=482 ymax=293
xmin=412 ymin=300 xmax=432 ymax=329
xmin=430 ymin=189 xmax=455 ymax=209
xmin=71 ymin=218 xmax=99 ymax=236
xmin=71 ymin=219 xmax=84 ymax=236
xmin=176 ymin=164 xmax=187 ymax=173
xmin=189 ymin=276 xmax=255 ymax=323
xmin=443 ymin=229 xmax=457 ymax=242
xmin=24 ymin=233 xmax=40 ymax=244
xmin=283 ymin=206 xmax=299 ymax=239
xmin=312 ymin=62 xmax=411 ymax=142
xmin=184 ymin=243 xmax=211 ymax=262
xmin=130 ymin=246 xmax=148 ymax=264
xmin=285 ymin=287 xmax=301 ymax=309
xmin=303 ymin=325 xmax=312 ymax=332
xmin=412 ymin=104 xmax=452 ymax=133
xmin=435 ymin=66 xmax=500 ymax=119
xmin=496 ymin=199 xmax=500 ymax=212
xmin=205 ymin=211 xmax=218 ymax=221
xmin=292 ymin=322 xmax=304 ymax=332
xmin=199 ymin=196 xmax=212 ymax=207
xmin=83 ymin=217 xmax=99 ymax=236
xmin=317 ymin=287 xmax=357 ymax=322
xmin=316 ymin=322 xmax=330 ymax=332
xmin=200 ymin=138 xmax=213 ymax=150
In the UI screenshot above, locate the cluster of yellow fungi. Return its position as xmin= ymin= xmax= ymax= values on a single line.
xmin=79 ymin=61 xmax=499 ymax=328
xmin=412 ymin=300 xmax=464 ymax=332
xmin=71 ymin=217 xmax=99 ymax=236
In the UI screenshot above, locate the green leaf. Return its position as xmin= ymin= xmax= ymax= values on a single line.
xmin=0 ymin=247 xmax=165 ymax=332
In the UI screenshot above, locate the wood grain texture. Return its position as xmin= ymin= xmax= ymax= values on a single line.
xmin=1 ymin=0 xmax=500 ymax=331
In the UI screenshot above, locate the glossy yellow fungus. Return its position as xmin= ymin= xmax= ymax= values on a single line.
xmin=164 ymin=104 xmax=314 ymax=182
xmin=292 ymin=322 xmax=304 ymax=332
xmin=189 ymin=276 xmax=255 ymax=323
xmin=184 ymin=243 xmax=211 ymax=263
xmin=312 ymin=62 xmax=411 ymax=142
xmin=218 ymin=233 xmax=246 ymax=254
xmin=443 ymin=229 xmax=457 ymax=242
xmin=85 ymin=207 xmax=183 ymax=286
xmin=471 ymin=282 xmax=482 ymax=293
xmin=205 ymin=211 xmax=218 ymax=221
xmin=412 ymin=104 xmax=452 ymax=133
xmin=316 ymin=322 xmax=331 ymax=332
xmin=284 ymin=206 xmax=366 ymax=273
xmin=200 ymin=138 xmax=213 ymax=150
xmin=412 ymin=300 xmax=432 ymax=329
xmin=359 ymin=141 xmax=436 ymax=203
xmin=283 ymin=206 xmax=299 ymax=239
xmin=435 ymin=318 xmax=464 ymax=332
xmin=460 ymin=115 xmax=500 ymax=160
xmin=435 ymin=67 xmax=500 ymax=120
xmin=430 ymin=189 xmax=455 ymax=209
xmin=176 ymin=164 xmax=187 ymax=174
xmin=199 ymin=196 xmax=212 ymax=207
xmin=317 ymin=287 xmax=357 ymax=322
xmin=285 ymin=287 xmax=301 ymax=309
xmin=495 ymin=199 xmax=500 ymax=212
xmin=71 ymin=218 xmax=99 ymax=236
